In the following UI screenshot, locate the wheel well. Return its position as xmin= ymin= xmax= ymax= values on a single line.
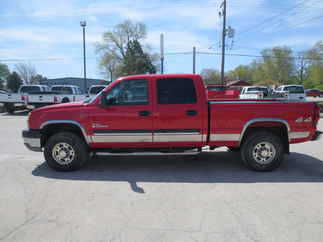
xmin=41 ymin=123 xmax=87 ymax=147
xmin=62 ymin=97 xmax=70 ymax=103
xmin=241 ymin=122 xmax=289 ymax=153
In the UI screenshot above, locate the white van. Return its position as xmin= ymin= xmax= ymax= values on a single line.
xmin=275 ymin=85 xmax=306 ymax=100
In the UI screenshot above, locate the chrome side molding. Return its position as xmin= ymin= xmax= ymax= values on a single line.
xmin=95 ymin=150 xmax=200 ymax=156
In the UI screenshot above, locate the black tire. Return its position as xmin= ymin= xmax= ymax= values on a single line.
xmin=62 ymin=98 xmax=70 ymax=103
xmin=5 ymin=103 xmax=15 ymax=114
xmin=227 ymin=146 xmax=240 ymax=152
xmin=240 ymin=131 xmax=284 ymax=172
xmin=44 ymin=132 xmax=89 ymax=171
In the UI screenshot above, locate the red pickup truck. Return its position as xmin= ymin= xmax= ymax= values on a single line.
xmin=23 ymin=74 xmax=322 ymax=172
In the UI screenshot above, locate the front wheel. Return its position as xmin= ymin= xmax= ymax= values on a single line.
xmin=241 ymin=131 xmax=284 ymax=171
xmin=44 ymin=132 xmax=89 ymax=171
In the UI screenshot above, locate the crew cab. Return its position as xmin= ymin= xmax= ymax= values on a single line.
xmin=23 ymin=74 xmax=322 ymax=172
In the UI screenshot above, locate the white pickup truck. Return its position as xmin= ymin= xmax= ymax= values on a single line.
xmin=0 ymin=85 xmax=49 ymax=113
xmin=239 ymin=86 xmax=270 ymax=99
xmin=25 ymin=85 xmax=87 ymax=109
xmin=274 ymin=85 xmax=306 ymax=100
xmin=50 ymin=85 xmax=86 ymax=103
xmin=87 ymin=85 xmax=106 ymax=98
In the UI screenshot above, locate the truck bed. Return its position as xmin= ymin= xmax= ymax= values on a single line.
xmin=208 ymin=99 xmax=317 ymax=146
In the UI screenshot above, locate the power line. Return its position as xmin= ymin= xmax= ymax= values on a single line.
xmin=0 ymin=52 xmax=193 ymax=63
xmin=235 ymin=0 xmax=309 ymax=39
xmin=287 ymin=13 xmax=323 ymax=28
xmin=197 ymin=51 xmax=323 ymax=61
xmin=1 ymin=49 xmax=323 ymax=63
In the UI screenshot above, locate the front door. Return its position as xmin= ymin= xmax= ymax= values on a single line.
xmin=90 ymin=78 xmax=153 ymax=148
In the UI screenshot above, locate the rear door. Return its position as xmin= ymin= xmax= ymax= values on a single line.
xmin=152 ymin=77 xmax=205 ymax=147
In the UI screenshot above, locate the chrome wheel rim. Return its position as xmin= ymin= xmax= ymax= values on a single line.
xmin=252 ymin=141 xmax=276 ymax=165
xmin=52 ymin=142 xmax=75 ymax=165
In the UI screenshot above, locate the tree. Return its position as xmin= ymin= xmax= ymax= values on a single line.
xmin=6 ymin=72 xmax=22 ymax=92
xmin=0 ymin=63 xmax=10 ymax=90
xmin=200 ymin=68 xmax=221 ymax=84
xmin=260 ymin=46 xmax=295 ymax=84
xmin=227 ymin=65 xmax=253 ymax=82
xmin=96 ymin=20 xmax=156 ymax=79
xmin=254 ymin=80 xmax=282 ymax=86
xmin=30 ymin=74 xmax=47 ymax=84
xmin=14 ymin=62 xmax=36 ymax=84
xmin=304 ymin=41 xmax=323 ymax=88
xmin=120 ymin=40 xmax=156 ymax=75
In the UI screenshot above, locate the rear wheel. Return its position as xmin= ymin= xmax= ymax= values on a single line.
xmin=44 ymin=132 xmax=89 ymax=171
xmin=241 ymin=131 xmax=284 ymax=171
xmin=5 ymin=103 xmax=15 ymax=114
xmin=62 ymin=98 xmax=70 ymax=103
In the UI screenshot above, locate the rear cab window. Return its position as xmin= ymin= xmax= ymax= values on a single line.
xmin=19 ymin=86 xmax=41 ymax=93
xmin=283 ymin=86 xmax=304 ymax=94
xmin=51 ymin=86 xmax=73 ymax=94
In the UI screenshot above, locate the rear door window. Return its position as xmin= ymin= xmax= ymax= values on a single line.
xmin=157 ymin=78 xmax=197 ymax=104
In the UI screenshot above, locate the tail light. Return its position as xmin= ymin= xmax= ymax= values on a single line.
xmin=22 ymin=95 xmax=28 ymax=104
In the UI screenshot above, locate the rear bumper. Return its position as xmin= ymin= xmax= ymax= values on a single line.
xmin=22 ymin=129 xmax=42 ymax=152
xmin=312 ymin=131 xmax=322 ymax=141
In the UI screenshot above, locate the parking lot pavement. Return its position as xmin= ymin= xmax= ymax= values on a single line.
xmin=0 ymin=112 xmax=323 ymax=242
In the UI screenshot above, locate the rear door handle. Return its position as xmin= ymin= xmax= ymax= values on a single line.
xmin=186 ymin=110 xmax=197 ymax=116
xmin=139 ymin=111 xmax=150 ymax=116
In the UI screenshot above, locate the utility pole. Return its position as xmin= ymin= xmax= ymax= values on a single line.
xmin=80 ymin=21 xmax=87 ymax=92
xmin=220 ymin=0 xmax=227 ymax=85
xmin=193 ymin=46 xmax=196 ymax=74
xmin=160 ymin=34 xmax=164 ymax=74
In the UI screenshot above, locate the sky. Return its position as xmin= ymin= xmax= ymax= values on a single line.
xmin=1 ymin=0 xmax=323 ymax=80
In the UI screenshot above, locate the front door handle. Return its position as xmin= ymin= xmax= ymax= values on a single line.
xmin=139 ymin=110 xmax=150 ymax=116
xmin=186 ymin=110 xmax=197 ymax=116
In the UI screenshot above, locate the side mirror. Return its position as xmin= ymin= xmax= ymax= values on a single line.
xmin=100 ymin=91 xmax=116 ymax=107
xmin=107 ymin=97 xmax=116 ymax=105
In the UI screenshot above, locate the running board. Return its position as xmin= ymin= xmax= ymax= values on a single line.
xmin=95 ymin=151 xmax=200 ymax=156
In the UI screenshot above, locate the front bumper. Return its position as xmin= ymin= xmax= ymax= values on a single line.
xmin=312 ymin=131 xmax=323 ymax=141
xmin=22 ymin=129 xmax=42 ymax=152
